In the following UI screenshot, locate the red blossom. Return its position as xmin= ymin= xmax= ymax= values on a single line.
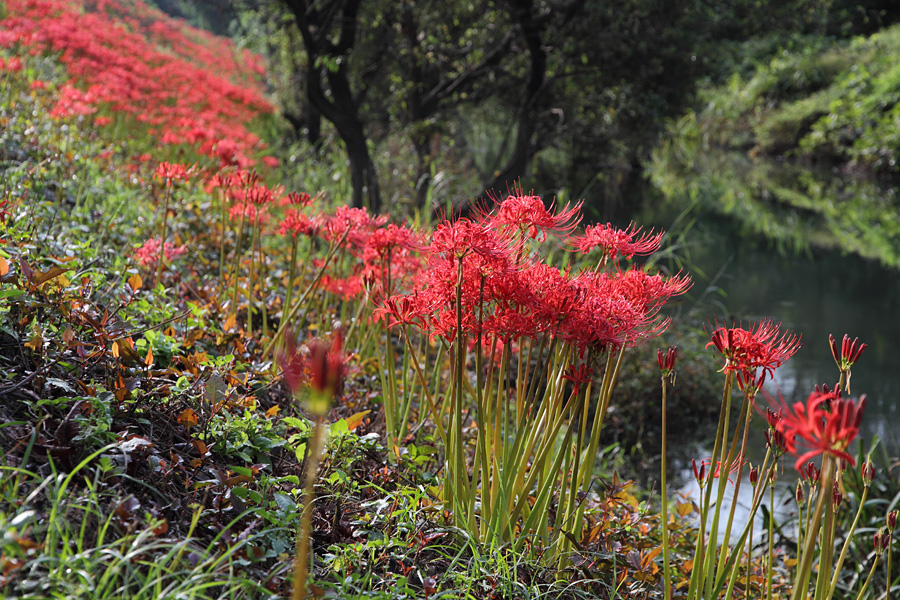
xmin=132 ymin=237 xmax=185 ymax=268
xmin=829 ymin=333 xmax=866 ymax=371
xmin=706 ymin=319 xmax=801 ymax=378
xmin=570 ymin=222 xmax=663 ymax=261
xmin=773 ymin=390 xmax=866 ymax=471
xmin=488 ymin=189 xmax=582 ymax=242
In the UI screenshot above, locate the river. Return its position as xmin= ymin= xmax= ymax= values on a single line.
xmin=639 ymin=146 xmax=900 ymax=538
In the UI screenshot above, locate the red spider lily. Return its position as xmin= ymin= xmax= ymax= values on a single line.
xmin=279 ymin=331 xmax=345 ymax=401
xmin=489 ymin=189 xmax=583 ymax=242
xmin=279 ymin=209 xmax=318 ymax=238
xmin=829 ymin=333 xmax=866 ymax=371
xmin=154 ymin=161 xmax=196 ymax=182
xmin=692 ymin=454 xmax=744 ymax=486
xmin=774 ymin=390 xmax=866 ymax=471
xmin=736 ymin=368 xmax=767 ymax=396
xmin=430 ymin=217 xmax=514 ymax=263
xmin=563 ymin=363 xmax=594 ymax=395
xmin=706 ymin=319 xmax=801 ymax=378
xmin=3 ymin=0 xmax=272 ymax=166
xmin=280 ymin=191 xmax=312 ymax=207
xmin=133 ymin=237 xmax=185 ymax=268
xmin=657 ymin=347 xmax=676 ymax=380
xmin=570 ymin=222 xmax=664 ymax=261
xmin=862 ymin=461 xmax=876 ymax=486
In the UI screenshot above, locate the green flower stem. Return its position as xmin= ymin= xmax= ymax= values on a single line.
xmin=854 ymin=554 xmax=881 ymax=600
xmin=826 ymin=484 xmax=870 ymax=600
xmin=767 ymin=482 xmax=775 ymax=600
xmin=661 ymin=374 xmax=672 ymax=600
xmin=687 ymin=369 xmax=733 ymax=600
xmin=704 ymin=372 xmax=736 ymax=600
xmin=815 ymin=481 xmax=837 ymax=600
xmin=283 ymin=235 xmax=299 ymax=324
xmin=263 ymin=228 xmax=349 ymax=359
xmin=716 ymin=391 xmax=754 ymax=585
xmin=792 ymin=456 xmax=837 ymax=600
xmin=292 ymin=415 xmax=325 ymax=600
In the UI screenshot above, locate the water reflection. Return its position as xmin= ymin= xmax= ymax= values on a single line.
xmin=644 ymin=148 xmax=900 ymax=456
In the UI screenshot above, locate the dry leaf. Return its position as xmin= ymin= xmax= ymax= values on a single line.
xmin=0 ymin=255 xmax=8 ymax=277
xmin=127 ymin=273 xmax=143 ymax=292
xmin=178 ymin=408 xmax=198 ymax=429
xmin=344 ymin=410 xmax=371 ymax=432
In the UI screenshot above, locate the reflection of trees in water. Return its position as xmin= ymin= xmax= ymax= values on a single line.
xmin=647 ymin=143 xmax=900 ymax=454
xmin=649 ymin=145 xmax=900 ymax=269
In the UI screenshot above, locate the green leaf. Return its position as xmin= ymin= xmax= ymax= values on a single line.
xmin=274 ymin=492 xmax=297 ymax=513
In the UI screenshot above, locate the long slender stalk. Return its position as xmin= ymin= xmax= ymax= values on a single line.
xmin=661 ymin=374 xmax=672 ymax=600
xmin=826 ymin=485 xmax=870 ymax=600
xmin=792 ymin=456 xmax=837 ymax=600
xmin=292 ymin=416 xmax=325 ymax=600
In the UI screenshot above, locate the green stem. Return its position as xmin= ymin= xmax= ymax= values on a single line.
xmin=792 ymin=456 xmax=837 ymax=600
xmin=292 ymin=415 xmax=325 ymax=600
xmin=826 ymin=486 xmax=870 ymax=600
xmin=661 ymin=375 xmax=672 ymax=600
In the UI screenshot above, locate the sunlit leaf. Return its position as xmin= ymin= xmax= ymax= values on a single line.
xmin=127 ymin=273 xmax=143 ymax=292
xmin=343 ymin=410 xmax=370 ymax=432
xmin=178 ymin=408 xmax=198 ymax=429
xmin=0 ymin=255 xmax=8 ymax=277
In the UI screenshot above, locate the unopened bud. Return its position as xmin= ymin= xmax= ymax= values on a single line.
xmin=888 ymin=510 xmax=898 ymax=531
xmin=832 ymin=483 xmax=843 ymax=510
xmin=749 ymin=466 xmax=759 ymax=486
xmin=862 ymin=461 xmax=876 ymax=486
xmin=804 ymin=462 xmax=820 ymax=484
xmin=692 ymin=458 xmax=706 ymax=485
xmin=874 ymin=528 xmax=888 ymax=555
xmin=796 ymin=481 xmax=805 ymax=504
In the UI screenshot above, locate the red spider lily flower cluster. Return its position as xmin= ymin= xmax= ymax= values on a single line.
xmin=132 ymin=237 xmax=185 ymax=268
xmin=773 ymin=389 xmax=867 ymax=471
xmin=692 ymin=455 xmax=744 ymax=487
xmin=279 ymin=331 xmax=345 ymax=406
xmin=378 ymin=199 xmax=690 ymax=350
xmin=829 ymin=333 xmax=866 ymax=371
xmin=154 ymin=161 xmax=196 ymax=183
xmin=571 ymin=221 xmax=663 ymax=262
xmin=2 ymin=0 xmax=273 ymax=167
xmin=489 ymin=188 xmax=583 ymax=242
xmin=657 ymin=347 xmax=676 ymax=381
xmin=707 ymin=319 xmax=801 ymax=379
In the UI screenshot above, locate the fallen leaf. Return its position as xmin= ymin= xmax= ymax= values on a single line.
xmin=127 ymin=273 xmax=142 ymax=292
xmin=344 ymin=410 xmax=371 ymax=432
xmin=178 ymin=408 xmax=198 ymax=429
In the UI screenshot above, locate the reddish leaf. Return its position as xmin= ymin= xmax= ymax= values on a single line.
xmin=178 ymin=408 xmax=198 ymax=429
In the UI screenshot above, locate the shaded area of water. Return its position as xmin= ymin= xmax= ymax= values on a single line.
xmin=644 ymin=148 xmax=900 ymax=457
xmin=636 ymin=145 xmax=900 ymax=539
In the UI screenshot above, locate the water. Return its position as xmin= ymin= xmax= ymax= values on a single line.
xmin=644 ymin=150 xmax=900 ymax=458
xmin=640 ymin=147 xmax=900 ymax=538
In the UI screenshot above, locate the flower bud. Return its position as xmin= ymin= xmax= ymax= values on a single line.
xmin=874 ymin=528 xmax=888 ymax=555
xmin=888 ymin=510 xmax=898 ymax=531
xmin=832 ymin=483 xmax=843 ymax=511
xmin=796 ymin=481 xmax=805 ymax=504
xmin=692 ymin=458 xmax=706 ymax=485
xmin=862 ymin=461 xmax=876 ymax=486
xmin=749 ymin=466 xmax=759 ymax=486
